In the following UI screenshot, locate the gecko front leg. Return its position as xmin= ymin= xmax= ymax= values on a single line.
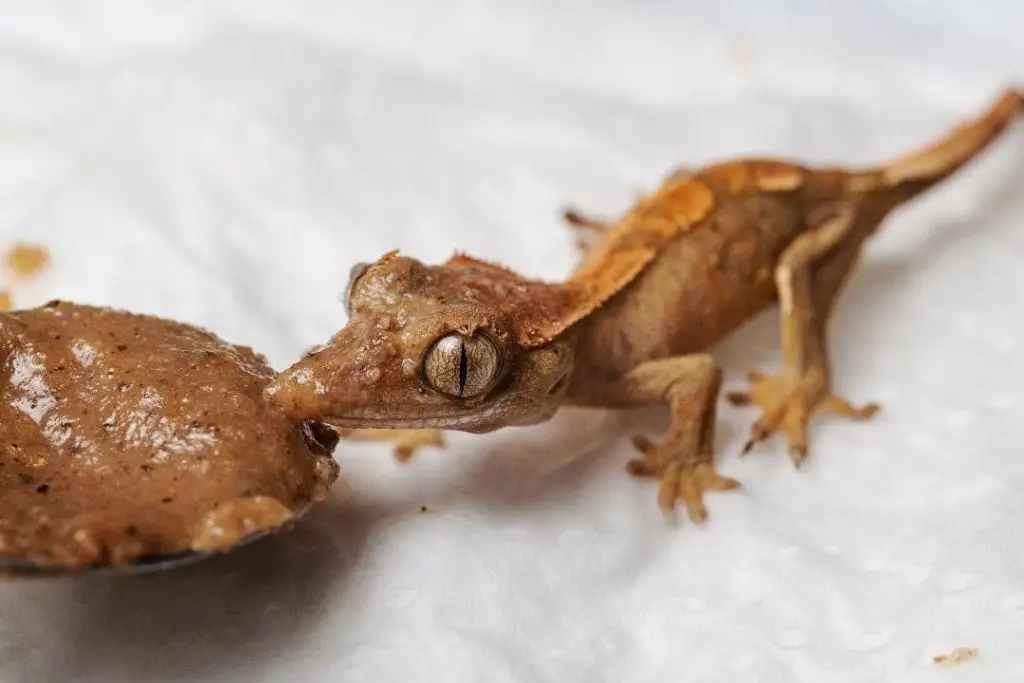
xmin=582 ymin=354 xmax=740 ymax=522
xmin=727 ymin=204 xmax=881 ymax=465
xmin=336 ymin=428 xmax=445 ymax=463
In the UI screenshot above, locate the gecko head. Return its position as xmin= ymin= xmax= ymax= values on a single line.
xmin=266 ymin=252 xmax=574 ymax=433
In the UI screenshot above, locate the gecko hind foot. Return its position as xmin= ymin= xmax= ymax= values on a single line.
xmin=726 ymin=372 xmax=879 ymax=466
xmin=626 ymin=435 xmax=740 ymax=523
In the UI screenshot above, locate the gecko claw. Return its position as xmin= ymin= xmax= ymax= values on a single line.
xmin=739 ymin=417 xmax=781 ymax=456
xmin=627 ymin=434 xmax=740 ymax=523
xmin=789 ymin=443 xmax=808 ymax=467
xmin=729 ymin=371 xmax=879 ymax=465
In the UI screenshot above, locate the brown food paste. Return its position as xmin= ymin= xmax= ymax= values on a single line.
xmin=0 ymin=301 xmax=338 ymax=571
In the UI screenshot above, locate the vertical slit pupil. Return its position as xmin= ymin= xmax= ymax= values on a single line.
xmin=458 ymin=341 xmax=468 ymax=394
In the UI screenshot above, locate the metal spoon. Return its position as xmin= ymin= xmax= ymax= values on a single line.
xmin=0 ymin=501 xmax=315 ymax=578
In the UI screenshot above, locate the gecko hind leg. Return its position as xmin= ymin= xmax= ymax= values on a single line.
xmin=726 ymin=204 xmax=881 ymax=466
xmin=562 ymin=164 xmax=690 ymax=250
xmin=590 ymin=353 xmax=740 ymax=522
xmin=561 ymin=207 xmax=614 ymax=255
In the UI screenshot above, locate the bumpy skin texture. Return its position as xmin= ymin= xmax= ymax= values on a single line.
xmin=269 ymin=89 xmax=1023 ymax=523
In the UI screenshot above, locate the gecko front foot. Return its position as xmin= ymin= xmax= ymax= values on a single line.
xmin=335 ymin=428 xmax=445 ymax=463
xmin=626 ymin=435 xmax=740 ymax=523
xmin=726 ymin=371 xmax=879 ymax=466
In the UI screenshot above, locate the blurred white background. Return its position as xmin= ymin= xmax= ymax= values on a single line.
xmin=1 ymin=1 xmax=1023 ymax=682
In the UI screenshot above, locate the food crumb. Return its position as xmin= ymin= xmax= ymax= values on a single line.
xmin=3 ymin=243 xmax=50 ymax=278
xmin=0 ymin=241 xmax=51 ymax=310
xmin=933 ymin=647 xmax=978 ymax=667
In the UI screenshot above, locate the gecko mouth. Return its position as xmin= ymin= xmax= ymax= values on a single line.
xmin=326 ymin=415 xmax=476 ymax=430
xmin=320 ymin=400 xmax=515 ymax=432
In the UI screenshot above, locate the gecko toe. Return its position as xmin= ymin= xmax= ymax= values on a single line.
xmin=741 ymin=413 xmax=784 ymax=456
xmin=625 ymin=459 xmax=656 ymax=477
xmin=667 ymin=462 xmax=739 ymax=523
xmin=678 ymin=476 xmax=707 ymax=524
xmin=747 ymin=370 xmax=768 ymax=383
xmin=731 ymin=370 xmax=878 ymax=466
xmin=630 ymin=434 xmax=659 ymax=456
xmin=814 ymin=396 xmax=881 ymax=421
xmin=725 ymin=390 xmax=752 ymax=406
xmin=788 ymin=443 xmax=808 ymax=467
xmin=626 ymin=434 xmax=661 ymax=477
xmin=697 ymin=465 xmax=741 ymax=491
xmin=629 ymin=438 xmax=739 ymax=523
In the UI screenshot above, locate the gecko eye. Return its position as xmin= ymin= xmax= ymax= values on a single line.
xmin=423 ymin=333 xmax=500 ymax=398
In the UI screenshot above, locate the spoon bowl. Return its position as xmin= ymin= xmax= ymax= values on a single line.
xmin=0 ymin=521 xmax=288 ymax=578
xmin=1 ymin=302 xmax=339 ymax=579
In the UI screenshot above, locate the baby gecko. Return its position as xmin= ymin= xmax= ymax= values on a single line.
xmin=268 ymin=89 xmax=1022 ymax=523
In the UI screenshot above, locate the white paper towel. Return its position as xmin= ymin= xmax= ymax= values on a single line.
xmin=1 ymin=1 xmax=1023 ymax=681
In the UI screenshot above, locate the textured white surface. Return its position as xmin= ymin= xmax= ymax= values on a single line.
xmin=1 ymin=2 xmax=1024 ymax=681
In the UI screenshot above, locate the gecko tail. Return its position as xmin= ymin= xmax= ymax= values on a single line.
xmin=844 ymin=88 xmax=1023 ymax=205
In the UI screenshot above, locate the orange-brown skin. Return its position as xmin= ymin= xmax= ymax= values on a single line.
xmin=269 ymin=89 xmax=1023 ymax=523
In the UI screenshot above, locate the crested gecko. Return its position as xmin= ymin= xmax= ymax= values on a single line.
xmin=268 ymin=89 xmax=1023 ymax=523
